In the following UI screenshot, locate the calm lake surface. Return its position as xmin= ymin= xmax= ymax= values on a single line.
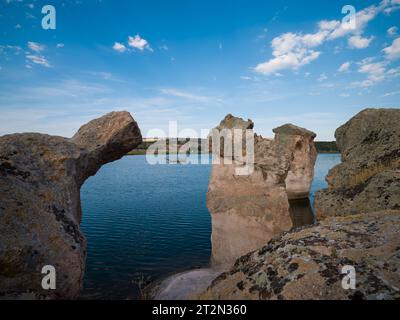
xmin=80 ymin=153 xmax=341 ymax=299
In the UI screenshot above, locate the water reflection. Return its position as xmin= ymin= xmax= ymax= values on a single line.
xmin=289 ymin=198 xmax=315 ymax=228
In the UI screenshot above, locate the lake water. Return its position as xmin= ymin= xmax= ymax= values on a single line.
xmin=80 ymin=153 xmax=341 ymax=299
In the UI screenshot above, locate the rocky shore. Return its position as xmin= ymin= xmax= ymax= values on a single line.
xmin=201 ymin=209 xmax=400 ymax=300
xmin=1 ymin=108 xmax=398 ymax=300
xmin=199 ymin=108 xmax=400 ymax=300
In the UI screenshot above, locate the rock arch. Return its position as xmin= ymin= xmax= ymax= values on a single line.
xmin=0 ymin=112 xmax=142 ymax=299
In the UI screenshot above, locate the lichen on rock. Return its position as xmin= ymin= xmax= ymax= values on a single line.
xmin=315 ymin=108 xmax=400 ymax=220
xmin=0 ymin=111 xmax=142 ymax=299
xmin=201 ymin=210 xmax=400 ymax=300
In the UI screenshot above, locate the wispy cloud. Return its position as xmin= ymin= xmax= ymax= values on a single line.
xmin=159 ymin=88 xmax=212 ymax=102
xmin=318 ymin=73 xmax=328 ymax=82
xmin=382 ymin=90 xmax=400 ymax=97
xmin=352 ymin=59 xmax=388 ymax=87
xmin=27 ymin=41 xmax=45 ymax=53
xmin=338 ymin=61 xmax=351 ymax=72
xmin=26 ymin=54 xmax=50 ymax=67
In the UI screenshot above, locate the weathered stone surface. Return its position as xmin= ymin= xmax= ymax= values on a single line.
xmin=200 ymin=210 xmax=400 ymax=300
xmin=315 ymin=169 xmax=400 ymax=218
xmin=207 ymin=115 xmax=317 ymax=266
xmin=0 ymin=111 xmax=141 ymax=299
xmin=274 ymin=124 xmax=317 ymax=200
xmin=315 ymin=108 xmax=400 ymax=219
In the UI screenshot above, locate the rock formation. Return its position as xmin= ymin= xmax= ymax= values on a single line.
xmin=201 ymin=210 xmax=400 ymax=300
xmin=0 ymin=111 xmax=142 ymax=299
xmin=201 ymin=108 xmax=400 ymax=300
xmin=315 ymin=108 xmax=400 ymax=219
xmin=207 ymin=115 xmax=317 ymax=266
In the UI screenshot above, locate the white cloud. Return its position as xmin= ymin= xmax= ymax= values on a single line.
xmin=254 ymin=0 xmax=398 ymax=75
xmin=113 ymin=42 xmax=126 ymax=53
xmin=352 ymin=60 xmax=387 ymax=87
xmin=383 ymin=37 xmax=400 ymax=60
xmin=159 ymin=44 xmax=169 ymax=51
xmin=338 ymin=61 xmax=351 ymax=72
xmin=240 ymin=76 xmax=252 ymax=80
xmin=387 ymin=26 xmax=398 ymax=36
xmin=382 ymin=0 xmax=400 ymax=14
xmin=254 ymin=31 xmax=324 ymax=74
xmin=28 ymin=41 xmax=45 ymax=53
xmin=26 ymin=54 xmax=51 ymax=67
xmin=339 ymin=93 xmax=350 ymax=97
xmin=128 ymin=35 xmax=152 ymax=51
xmin=56 ymin=43 xmax=64 ymax=48
xmin=328 ymin=5 xmax=379 ymax=40
xmin=348 ymin=35 xmax=374 ymax=49
xmin=318 ymin=20 xmax=340 ymax=31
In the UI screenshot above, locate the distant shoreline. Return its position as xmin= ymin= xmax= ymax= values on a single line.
xmin=127 ymin=140 xmax=339 ymax=156
xmin=126 ymin=151 xmax=340 ymax=156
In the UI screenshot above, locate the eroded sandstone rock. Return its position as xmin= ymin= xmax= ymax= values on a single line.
xmin=0 ymin=111 xmax=141 ymax=299
xmin=315 ymin=108 xmax=400 ymax=219
xmin=201 ymin=210 xmax=400 ymax=300
xmin=207 ymin=115 xmax=317 ymax=266
xmin=274 ymin=124 xmax=317 ymax=200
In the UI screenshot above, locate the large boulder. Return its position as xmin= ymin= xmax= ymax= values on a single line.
xmin=315 ymin=108 xmax=400 ymax=219
xmin=0 ymin=111 xmax=142 ymax=299
xmin=201 ymin=210 xmax=400 ymax=300
xmin=207 ymin=115 xmax=317 ymax=266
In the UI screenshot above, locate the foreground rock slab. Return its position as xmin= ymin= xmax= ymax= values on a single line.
xmin=200 ymin=210 xmax=400 ymax=300
xmin=0 ymin=111 xmax=142 ymax=299
xmin=315 ymin=108 xmax=400 ymax=219
xmin=146 ymin=268 xmax=224 ymax=300
xmin=207 ymin=115 xmax=317 ymax=266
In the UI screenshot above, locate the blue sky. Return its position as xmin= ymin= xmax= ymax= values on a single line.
xmin=0 ymin=0 xmax=399 ymax=140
